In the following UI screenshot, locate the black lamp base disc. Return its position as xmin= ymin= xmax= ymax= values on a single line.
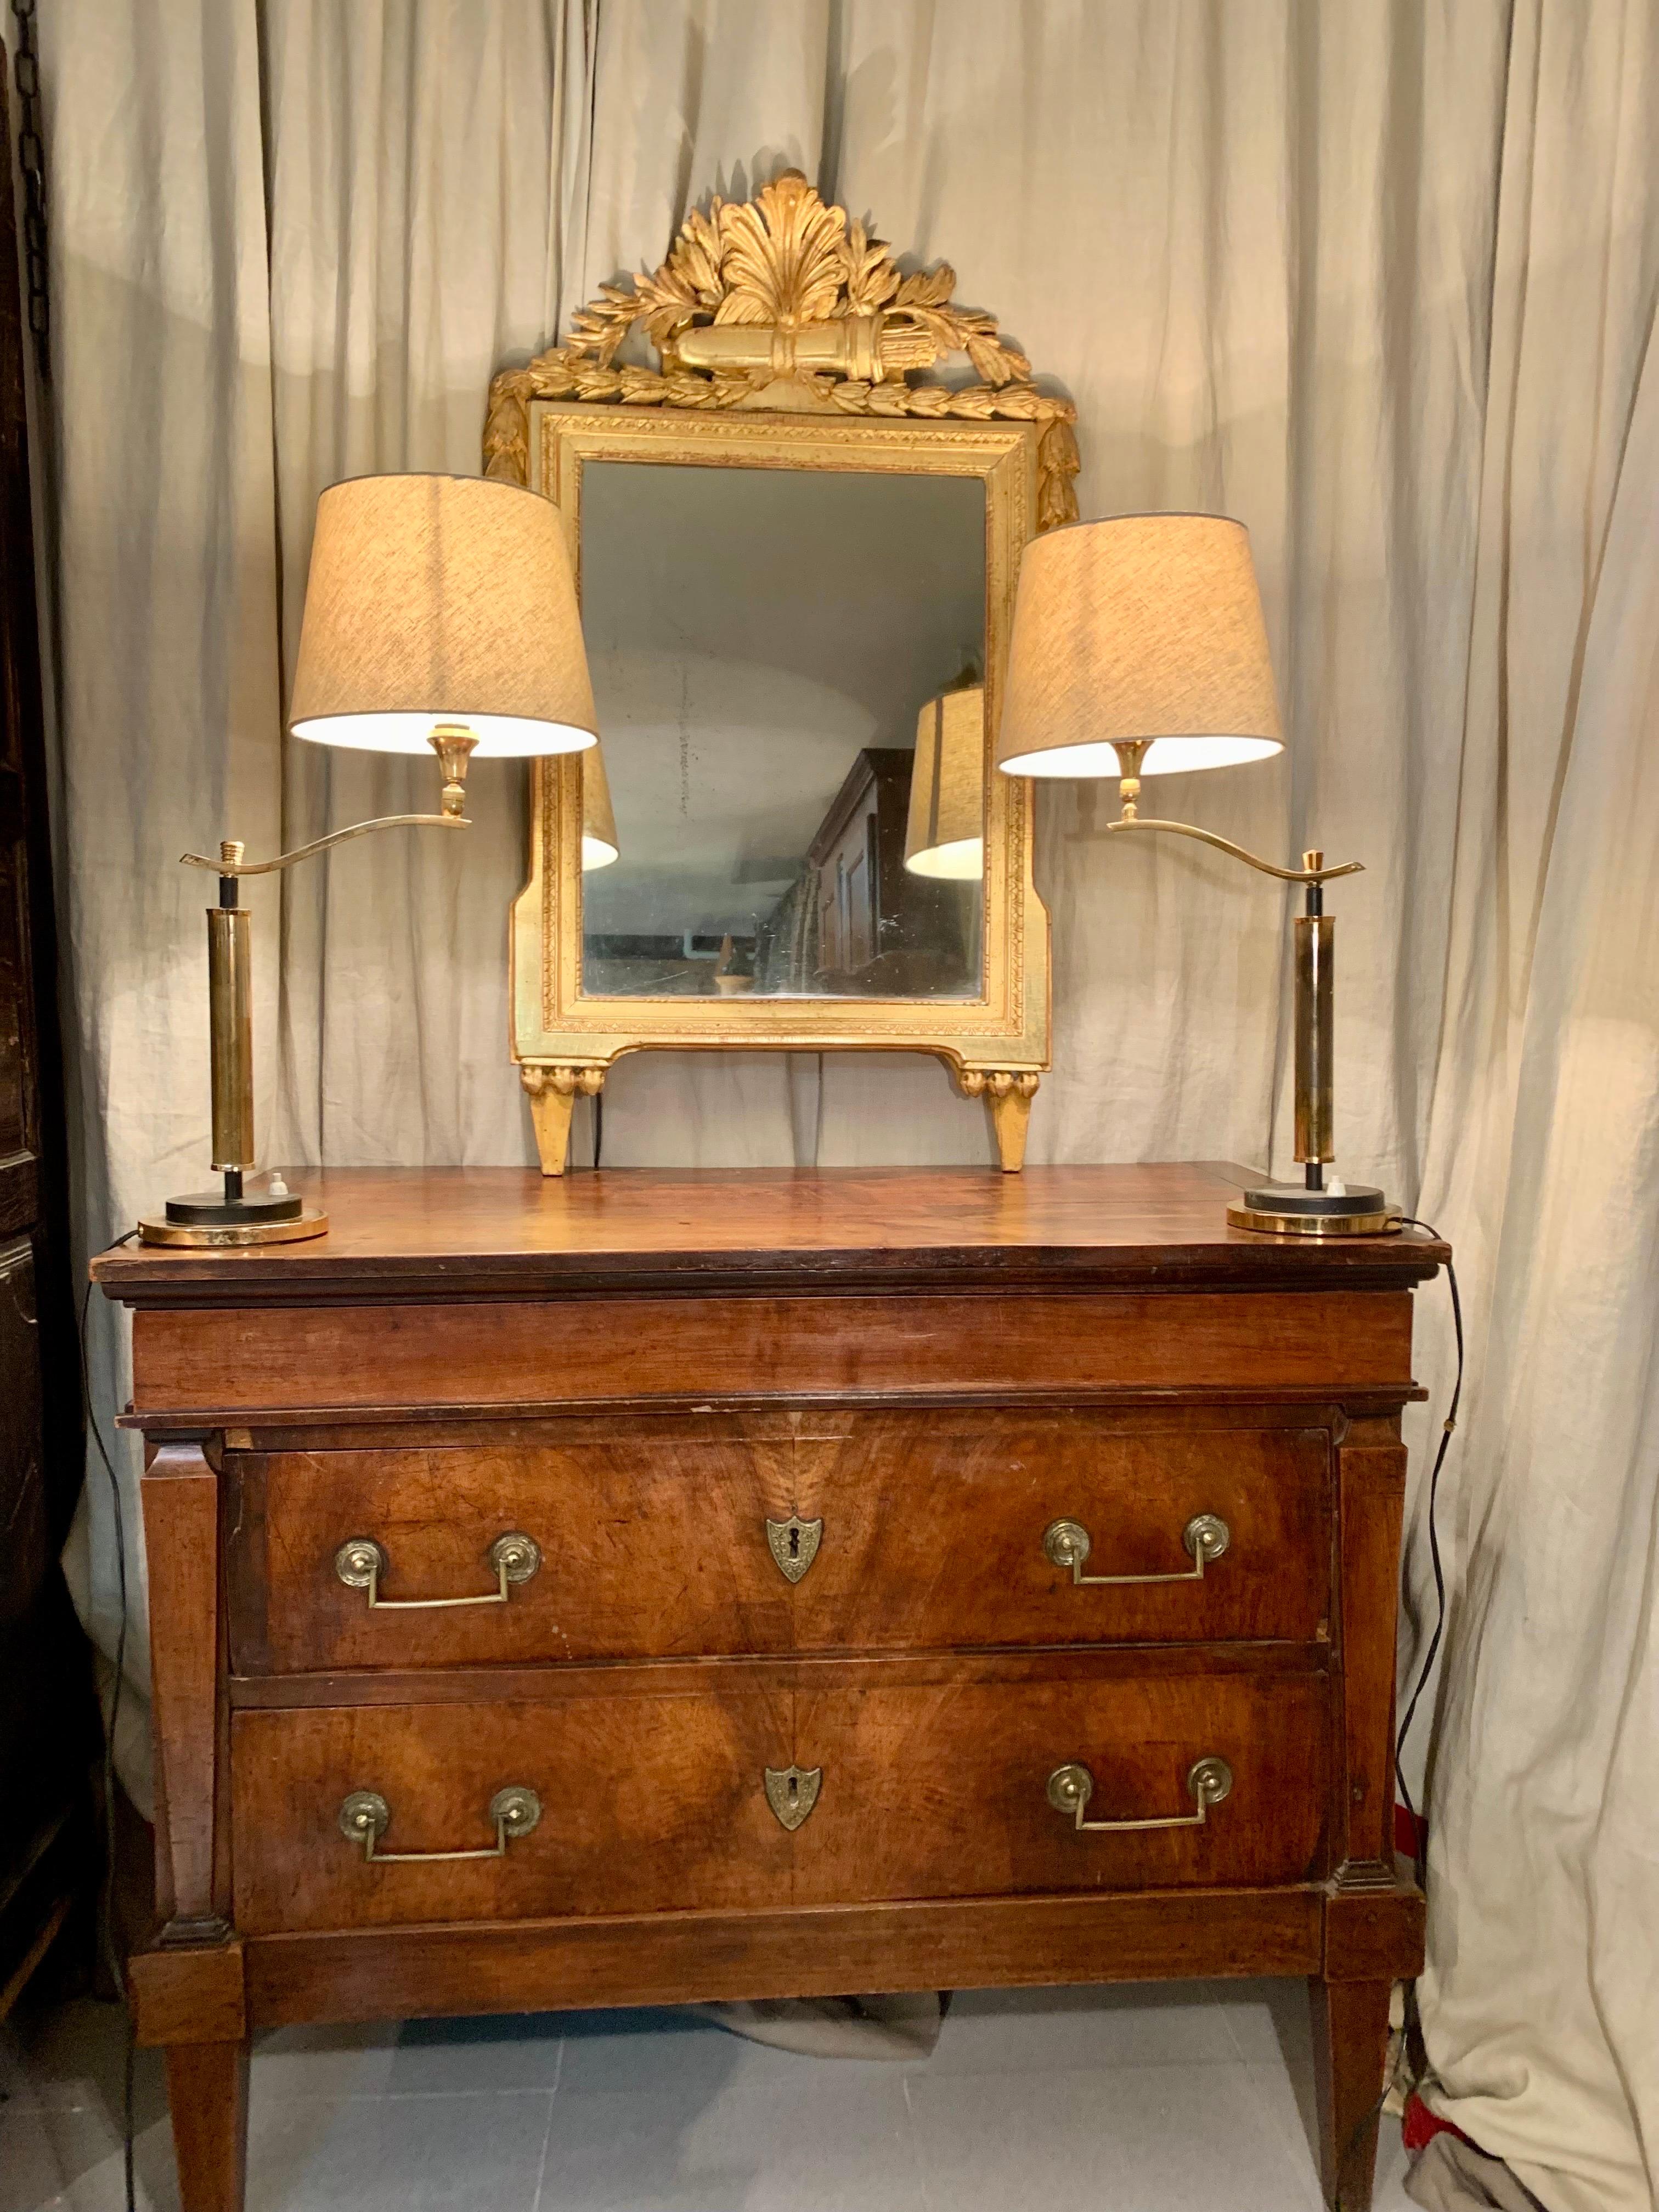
xmin=138 ymin=1184 xmax=329 ymax=1248
xmin=163 ymin=1187 xmax=304 ymax=1227
xmin=1228 ymin=1181 xmax=1400 ymax=1238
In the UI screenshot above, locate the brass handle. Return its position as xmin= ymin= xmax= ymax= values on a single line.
xmin=338 ymin=1786 xmax=541 ymax=1863
xmin=1042 ymin=1512 xmax=1229 ymax=1585
xmin=1046 ymin=1756 xmax=1233 ymax=1832
xmin=334 ymin=1533 xmax=540 ymax=1611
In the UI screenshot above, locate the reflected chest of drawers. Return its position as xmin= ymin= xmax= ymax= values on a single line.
xmin=97 ymin=1164 xmax=1442 ymax=2212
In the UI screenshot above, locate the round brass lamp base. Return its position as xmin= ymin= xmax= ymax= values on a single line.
xmin=138 ymin=1200 xmax=330 ymax=1248
xmin=1228 ymin=1181 xmax=1400 ymax=1238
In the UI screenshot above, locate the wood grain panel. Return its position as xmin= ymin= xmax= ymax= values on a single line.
xmin=230 ymin=1434 xmax=792 ymax=1674
xmin=228 ymin=1641 xmax=1324 ymax=1711
xmin=244 ymin=1887 xmax=1327 ymax=2027
xmin=165 ymin=2040 xmax=249 ymax=2212
xmin=793 ymin=1669 xmax=1329 ymax=1904
xmin=91 ymin=1161 xmax=1449 ymax=1304
xmin=793 ymin=1412 xmax=1331 ymax=1650
xmin=134 ymin=1289 xmax=1416 ymax=1416
xmin=1311 ymin=1976 xmax=1393 ymax=2212
xmin=1335 ymin=1444 xmax=1408 ymax=1865
xmin=140 ymin=1443 xmax=223 ymax=1927
xmin=229 ymin=1413 xmax=1330 ymax=1675
xmin=231 ymin=1692 xmax=792 ymax=1934
xmin=129 ymin=1940 xmax=246 ymax=2047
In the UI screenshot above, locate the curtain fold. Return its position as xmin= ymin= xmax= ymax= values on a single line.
xmin=35 ymin=5 xmax=1659 ymax=2205
xmin=1409 ymin=10 xmax=1659 ymax=2208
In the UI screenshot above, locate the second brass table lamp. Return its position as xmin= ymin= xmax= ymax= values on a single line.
xmin=139 ymin=471 xmax=598 ymax=1247
xmin=997 ymin=512 xmax=1398 ymax=1237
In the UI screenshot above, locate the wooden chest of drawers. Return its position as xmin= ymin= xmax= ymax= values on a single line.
xmin=97 ymin=1163 xmax=1443 ymax=2212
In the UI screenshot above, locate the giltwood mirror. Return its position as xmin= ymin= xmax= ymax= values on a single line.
xmin=484 ymin=172 xmax=1076 ymax=1173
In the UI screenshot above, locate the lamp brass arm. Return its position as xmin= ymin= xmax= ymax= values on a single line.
xmin=181 ymin=812 xmax=469 ymax=877
xmin=1104 ymin=815 xmax=1363 ymax=885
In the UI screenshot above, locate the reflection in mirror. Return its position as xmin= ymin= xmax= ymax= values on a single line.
xmin=577 ymin=462 xmax=986 ymax=1000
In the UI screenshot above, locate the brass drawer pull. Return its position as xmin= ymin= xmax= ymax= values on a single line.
xmin=334 ymin=1532 xmax=540 ymax=1611
xmin=338 ymin=1786 xmax=541 ymax=1863
xmin=1047 ymin=1756 xmax=1233 ymax=1832
xmin=1042 ymin=1512 xmax=1229 ymax=1585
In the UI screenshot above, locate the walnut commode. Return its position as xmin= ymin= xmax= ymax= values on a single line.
xmin=96 ymin=1163 xmax=1441 ymax=2212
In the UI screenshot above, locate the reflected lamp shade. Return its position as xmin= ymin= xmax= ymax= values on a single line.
xmin=581 ymin=744 xmax=619 ymax=870
xmin=995 ymin=515 xmax=1283 ymax=780
xmin=905 ymin=685 xmax=985 ymax=879
xmin=289 ymin=473 xmax=599 ymax=758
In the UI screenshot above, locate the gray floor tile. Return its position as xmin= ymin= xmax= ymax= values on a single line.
xmin=0 ymin=2106 xmax=180 ymax=2212
xmin=908 ymin=2060 xmax=1324 ymax=2212
xmin=5 ymin=1980 xmax=1423 ymax=2212
xmin=1239 ymin=2046 xmax=1323 ymax=2175
xmin=246 ymin=2090 xmax=554 ymax=2212
xmin=556 ymin=2006 xmax=921 ymax=2099
xmin=929 ymin=1982 xmax=1239 ymax=2075
xmin=535 ymin=2075 xmax=921 ymax=2212
xmin=1216 ymin=1976 xmax=1317 ymax=2069
xmin=2 ymin=1999 xmax=166 ymax=2128
xmin=250 ymin=2020 xmax=399 ymax=2106
xmin=388 ymin=2013 xmax=564 ymax=2096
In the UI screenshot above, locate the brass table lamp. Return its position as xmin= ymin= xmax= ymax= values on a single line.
xmin=140 ymin=472 xmax=598 ymax=1248
xmin=997 ymin=512 xmax=1397 ymax=1236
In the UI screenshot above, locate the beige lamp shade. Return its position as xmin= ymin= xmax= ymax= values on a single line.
xmin=289 ymin=473 xmax=597 ymax=758
xmin=905 ymin=685 xmax=985 ymax=879
xmin=995 ymin=514 xmax=1282 ymax=779
xmin=581 ymin=744 xmax=619 ymax=870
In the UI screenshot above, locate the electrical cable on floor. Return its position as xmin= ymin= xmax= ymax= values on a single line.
xmin=80 ymin=1238 xmax=138 ymax=2212
xmin=1391 ymin=1218 xmax=1464 ymax=1883
xmin=1378 ymin=1215 xmax=1464 ymax=2199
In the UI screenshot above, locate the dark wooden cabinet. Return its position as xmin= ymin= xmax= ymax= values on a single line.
xmin=0 ymin=55 xmax=96 ymax=2016
xmin=97 ymin=1163 xmax=1443 ymax=2212
xmin=805 ymin=747 xmax=976 ymax=992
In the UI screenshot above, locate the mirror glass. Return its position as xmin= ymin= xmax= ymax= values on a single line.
xmin=577 ymin=461 xmax=986 ymax=1000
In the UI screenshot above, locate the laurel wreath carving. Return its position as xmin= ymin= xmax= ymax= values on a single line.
xmin=484 ymin=171 xmax=1079 ymax=529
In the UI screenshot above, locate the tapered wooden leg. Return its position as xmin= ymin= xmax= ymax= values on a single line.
xmin=166 ymin=2039 xmax=249 ymax=2212
xmin=1308 ymin=1976 xmax=1392 ymax=2210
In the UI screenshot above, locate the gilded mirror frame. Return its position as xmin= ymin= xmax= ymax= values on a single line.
xmin=483 ymin=172 xmax=1076 ymax=1173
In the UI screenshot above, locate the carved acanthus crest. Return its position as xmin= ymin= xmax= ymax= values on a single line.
xmin=484 ymin=170 xmax=1079 ymax=528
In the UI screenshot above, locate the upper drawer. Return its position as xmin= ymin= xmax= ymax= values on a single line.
xmin=228 ymin=1432 xmax=794 ymax=1675
xmin=793 ymin=1413 xmax=1330 ymax=1651
xmin=228 ymin=1413 xmax=1329 ymax=1673
xmin=134 ymin=1287 xmax=1416 ymax=1414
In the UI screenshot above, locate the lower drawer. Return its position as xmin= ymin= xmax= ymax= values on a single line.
xmin=231 ymin=1662 xmax=1328 ymax=1934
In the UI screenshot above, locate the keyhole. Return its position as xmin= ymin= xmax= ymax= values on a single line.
xmin=788 ymin=1526 xmax=801 ymax=1561
xmin=787 ymin=1775 xmax=799 ymax=1807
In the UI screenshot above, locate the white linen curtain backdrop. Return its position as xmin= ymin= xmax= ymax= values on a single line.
xmin=35 ymin=3 xmax=1658 ymax=2207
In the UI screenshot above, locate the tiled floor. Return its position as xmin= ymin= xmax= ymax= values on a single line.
xmin=2 ymin=1981 xmax=1418 ymax=2211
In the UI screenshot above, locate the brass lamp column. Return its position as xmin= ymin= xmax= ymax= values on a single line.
xmin=140 ymin=472 xmax=599 ymax=1248
xmin=997 ymin=512 xmax=1398 ymax=1237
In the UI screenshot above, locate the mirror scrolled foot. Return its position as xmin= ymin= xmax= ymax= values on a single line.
xmin=958 ymin=1068 xmax=1040 ymax=1172
xmin=522 ymin=1062 xmax=606 ymax=1176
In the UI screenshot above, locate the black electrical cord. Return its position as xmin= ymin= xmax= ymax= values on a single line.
xmin=1346 ymin=1212 xmax=1462 ymax=2204
xmin=1391 ymin=1217 xmax=1464 ymax=1884
xmin=80 ymin=1239 xmax=138 ymax=2212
